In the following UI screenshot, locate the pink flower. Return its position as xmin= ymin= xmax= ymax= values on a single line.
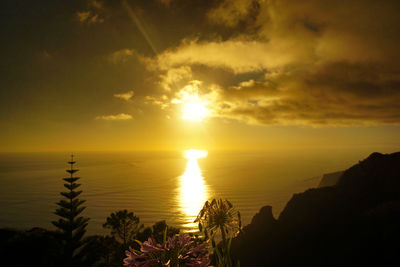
xmin=123 ymin=235 xmax=211 ymax=267
xmin=123 ymin=247 xmax=149 ymax=266
xmin=141 ymin=238 xmax=166 ymax=253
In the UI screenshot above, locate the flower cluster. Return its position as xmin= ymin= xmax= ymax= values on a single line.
xmin=195 ymin=199 xmax=241 ymax=241
xmin=124 ymin=235 xmax=210 ymax=267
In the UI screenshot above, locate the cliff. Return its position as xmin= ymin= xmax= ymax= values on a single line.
xmin=318 ymin=170 xmax=343 ymax=187
xmin=232 ymin=152 xmax=400 ymax=267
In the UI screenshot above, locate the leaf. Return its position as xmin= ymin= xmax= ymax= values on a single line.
xmin=214 ymin=242 xmax=223 ymax=263
xmin=198 ymin=208 xmax=205 ymax=219
xmin=163 ymin=225 xmax=168 ymax=245
xmin=227 ymin=237 xmax=232 ymax=254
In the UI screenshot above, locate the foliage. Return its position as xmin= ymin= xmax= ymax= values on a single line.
xmin=103 ymin=209 xmax=144 ymax=246
xmin=52 ymin=156 xmax=89 ymax=266
xmin=195 ymin=199 xmax=242 ymax=267
xmin=151 ymin=220 xmax=180 ymax=244
xmin=136 ymin=226 xmax=153 ymax=243
xmin=123 ymin=234 xmax=210 ymax=267
xmin=80 ymin=235 xmax=122 ymax=267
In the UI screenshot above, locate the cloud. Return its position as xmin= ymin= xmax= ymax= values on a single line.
xmin=159 ymin=66 xmax=192 ymax=91
xmin=151 ymin=39 xmax=300 ymax=74
xmin=145 ymin=95 xmax=169 ymax=109
xmin=114 ymin=91 xmax=134 ymax=101
xmin=142 ymin=0 xmax=400 ymax=126
xmin=207 ymin=0 xmax=260 ymax=27
xmin=77 ymin=11 xmax=104 ymax=24
xmin=76 ymin=0 xmax=105 ymax=24
xmin=157 ymin=70 xmax=400 ymax=126
xmin=108 ymin=49 xmax=134 ymax=64
xmin=211 ymin=65 xmax=400 ymax=126
xmin=95 ymin=113 xmax=133 ymax=120
xmin=89 ymin=0 xmax=104 ymax=10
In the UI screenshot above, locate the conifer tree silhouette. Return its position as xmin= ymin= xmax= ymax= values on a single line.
xmin=52 ymin=155 xmax=89 ymax=266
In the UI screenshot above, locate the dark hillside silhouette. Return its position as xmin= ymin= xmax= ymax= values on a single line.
xmin=232 ymin=152 xmax=400 ymax=267
xmin=318 ymin=170 xmax=343 ymax=187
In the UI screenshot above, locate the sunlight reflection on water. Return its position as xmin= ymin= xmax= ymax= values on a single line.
xmin=0 ymin=150 xmax=356 ymax=234
xmin=178 ymin=149 xmax=209 ymax=232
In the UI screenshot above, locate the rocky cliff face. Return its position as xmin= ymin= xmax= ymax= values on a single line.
xmin=232 ymin=152 xmax=400 ymax=267
xmin=318 ymin=170 xmax=343 ymax=187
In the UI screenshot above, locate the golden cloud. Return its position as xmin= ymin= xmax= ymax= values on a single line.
xmin=95 ymin=113 xmax=133 ymax=120
xmin=152 ymin=39 xmax=299 ymax=74
xmin=159 ymin=66 xmax=192 ymax=91
xmin=108 ymin=49 xmax=134 ymax=64
xmin=114 ymin=91 xmax=134 ymax=101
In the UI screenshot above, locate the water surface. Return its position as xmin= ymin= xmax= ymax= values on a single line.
xmin=0 ymin=149 xmax=373 ymax=233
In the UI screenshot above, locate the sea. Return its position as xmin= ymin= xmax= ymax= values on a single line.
xmin=0 ymin=148 xmax=386 ymax=234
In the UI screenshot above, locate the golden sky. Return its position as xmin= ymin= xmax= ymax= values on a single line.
xmin=1 ymin=0 xmax=400 ymax=152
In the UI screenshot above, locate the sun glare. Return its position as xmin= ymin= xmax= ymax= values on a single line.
xmin=172 ymin=83 xmax=210 ymax=122
xmin=182 ymin=99 xmax=209 ymax=122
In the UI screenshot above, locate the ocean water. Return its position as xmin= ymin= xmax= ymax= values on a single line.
xmin=0 ymin=149 xmax=374 ymax=234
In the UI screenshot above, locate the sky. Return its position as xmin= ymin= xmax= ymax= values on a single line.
xmin=1 ymin=0 xmax=400 ymax=152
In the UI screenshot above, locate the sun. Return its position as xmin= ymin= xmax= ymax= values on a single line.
xmin=182 ymin=100 xmax=208 ymax=122
xmin=173 ymin=82 xmax=210 ymax=122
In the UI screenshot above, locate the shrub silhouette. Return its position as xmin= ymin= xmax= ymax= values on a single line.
xmin=103 ymin=209 xmax=144 ymax=246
